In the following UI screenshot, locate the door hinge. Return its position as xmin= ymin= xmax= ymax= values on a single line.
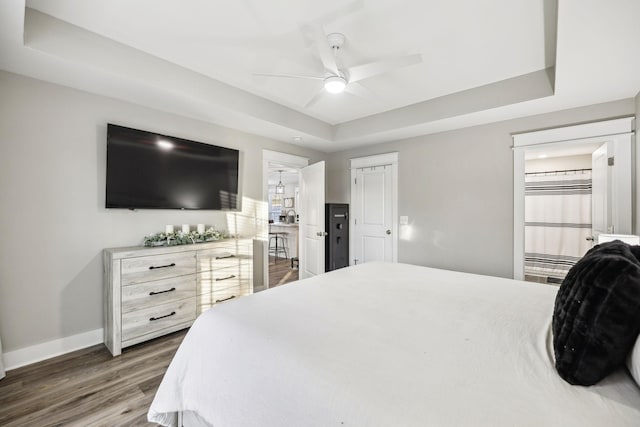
xmin=354 ymin=177 xmax=357 ymax=185
xmin=608 ymin=157 xmax=615 ymax=166
xmin=354 ymin=218 xmax=357 ymax=225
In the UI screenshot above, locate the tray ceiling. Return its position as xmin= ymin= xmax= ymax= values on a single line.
xmin=0 ymin=0 xmax=638 ymax=151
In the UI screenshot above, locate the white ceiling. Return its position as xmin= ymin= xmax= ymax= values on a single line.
xmin=0 ymin=0 xmax=639 ymax=152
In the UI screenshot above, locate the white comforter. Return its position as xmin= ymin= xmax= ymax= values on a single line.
xmin=149 ymin=262 xmax=640 ymax=426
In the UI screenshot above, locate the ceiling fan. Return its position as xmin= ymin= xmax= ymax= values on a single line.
xmin=254 ymin=25 xmax=422 ymax=108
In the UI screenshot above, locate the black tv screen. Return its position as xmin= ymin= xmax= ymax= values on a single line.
xmin=106 ymin=124 xmax=239 ymax=210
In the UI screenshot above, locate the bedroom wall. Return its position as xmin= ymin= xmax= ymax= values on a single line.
xmin=326 ymin=99 xmax=635 ymax=279
xmin=0 ymin=71 xmax=325 ymax=354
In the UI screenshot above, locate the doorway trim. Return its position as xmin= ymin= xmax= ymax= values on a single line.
xmin=349 ymin=152 xmax=399 ymax=264
xmin=261 ymin=150 xmax=309 ymax=290
xmin=512 ymin=117 xmax=635 ymax=280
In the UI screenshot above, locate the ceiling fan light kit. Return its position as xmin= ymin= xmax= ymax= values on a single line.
xmin=324 ymin=75 xmax=347 ymax=93
xmin=255 ymin=26 xmax=422 ymax=107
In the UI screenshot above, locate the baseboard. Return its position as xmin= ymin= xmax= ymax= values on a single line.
xmin=2 ymin=328 xmax=104 ymax=371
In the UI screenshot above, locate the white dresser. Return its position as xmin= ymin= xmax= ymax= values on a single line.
xmin=104 ymin=238 xmax=253 ymax=356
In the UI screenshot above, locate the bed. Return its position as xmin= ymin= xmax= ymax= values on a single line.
xmin=148 ymin=262 xmax=640 ymax=426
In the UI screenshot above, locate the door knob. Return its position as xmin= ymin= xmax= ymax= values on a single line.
xmin=386 ymin=229 xmax=391 ymax=235
xmin=586 ymin=236 xmax=594 ymax=242
xmin=317 ymin=231 xmax=328 ymax=237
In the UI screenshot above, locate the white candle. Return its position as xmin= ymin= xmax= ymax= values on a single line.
xmin=182 ymin=224 xmax=190 ymax=233
xmin=197 ymin=224 xmax=205 ymax=234
xmin=165 ymin=225 xmax=174 ymax=234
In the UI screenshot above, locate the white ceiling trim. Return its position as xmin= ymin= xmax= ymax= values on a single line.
xmin=335 ymin=68 xmax=555 ymax=142
xmin=512 ymin=116 xmax=635 ymax=147
xmin=19 ymin=7 xmax=558 ymax=152
xmin=23 ymin=8 xmax=332 ymax=141
xmin=1 ymin=1 xmax=638 ymax=152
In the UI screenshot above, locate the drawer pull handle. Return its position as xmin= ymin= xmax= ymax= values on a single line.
xmin=149 ymin=287 xmax=176 ymax=296
xmin=216 ymin=274 xmax=236 ymax=282
xmin=149 ymin=263 xmax=176 ymax=270
xmin=149 ymin=311 xmax=176 ymax=321
xmin=216 ymin=295 xmax=236 ymax=303
xmin=215 ymin=254 xmax=235 ymax=260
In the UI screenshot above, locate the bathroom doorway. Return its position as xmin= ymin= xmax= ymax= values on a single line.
xmin=512 ymin=117 xmax=634 ymax=282
xmin=522 ymin=143 xmax=600 ymax=284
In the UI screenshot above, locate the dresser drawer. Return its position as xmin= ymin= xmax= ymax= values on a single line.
xmin=197 ymin=284 xmax=250 ymax=315
xmin=121 ymin=252 xmax=196 ymax=286
xmin=197 ymin=264 xmax=251 ymax=294
xmin=122 ymin=297 xmax=196 ymax=342
xmin=105 ymin=239 xmax=253 ymax=356
xmin=213 ymin=283 xmax=250 ymax=301
xmin=122 ymin=275 xmax=196 ymax=314
xmin=197 ymin=246 xmax=240 ymax=272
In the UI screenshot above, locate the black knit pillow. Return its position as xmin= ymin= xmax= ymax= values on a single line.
xmin=552 ymin=240 xmax=640 ymax=385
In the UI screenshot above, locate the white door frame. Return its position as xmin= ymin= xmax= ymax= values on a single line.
xmin=512 ymin=117 xmax=635 ymax=280
xmin=261 ymin=150 xmax=309 ymax=290
xmin=349 ymin=152 xmax=399 ymax=264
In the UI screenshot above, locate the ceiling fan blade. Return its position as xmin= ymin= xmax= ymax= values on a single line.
xmin=311 ymin=25 xmax=340 ymax=76
xmin=346 ymin=54 xmax=422 ymax=83
xmin=253 ymin=73 xmax=323 ymax=80
xmin=304 ymin=89 xmax=326 ymax=108
xmin=344 ymin=82 xmax=380 ymax=104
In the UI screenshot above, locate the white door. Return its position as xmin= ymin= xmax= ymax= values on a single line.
xmin=352 ymin=165 xmax=393 ymax=264
xmin=299 ymin=161 xmax=325 ymax=279
xmin=591 ymin=143 xmax=611 ymax=244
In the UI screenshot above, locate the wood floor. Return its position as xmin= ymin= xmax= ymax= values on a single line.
xmin=0 ymin=329 xmax=187 ymax=427
xmin=268 ymin=255 xmax=299 ymax=287
xmin=0 ymin=268 xmax=296 ymax=426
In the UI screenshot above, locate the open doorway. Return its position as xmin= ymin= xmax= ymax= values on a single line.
xmin=512 ymin=117 xmax=634 ymax=281
xmin=261 ymin=150 xmax=309 ymax=291
xmin=267 ymin=168 xmax=300 ymax=287
xmin=522 ymin=143 xmax=601 ymax=284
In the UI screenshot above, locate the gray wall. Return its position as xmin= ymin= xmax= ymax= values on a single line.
xmin=327 ymin=99 xmax=635 ymax=279
xmin=0 ymin=71 xmax=325 ymax=352
xmin=1 ymin=68 xmax=637 ymax=355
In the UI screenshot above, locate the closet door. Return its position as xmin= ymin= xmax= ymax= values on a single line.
xmin=352 ymin=165 xmax=394 ymax=264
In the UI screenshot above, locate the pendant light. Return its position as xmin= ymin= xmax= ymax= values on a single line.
xmin=275 ymin=170 xmax=285 ymax=194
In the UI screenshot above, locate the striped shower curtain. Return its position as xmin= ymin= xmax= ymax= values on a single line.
xmin=524 ymin=170 xmax=592 ymax=284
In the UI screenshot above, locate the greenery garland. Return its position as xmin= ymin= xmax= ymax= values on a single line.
xmin=143 ymin=227 xmax=229 ymax=247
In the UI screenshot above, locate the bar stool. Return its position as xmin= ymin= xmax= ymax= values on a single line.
xmin=269 ymin=232 xmax=289 ymax=262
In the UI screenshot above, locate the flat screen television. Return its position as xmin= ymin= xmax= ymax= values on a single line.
xmin=105 ymin=124 xmax=239 ymax=210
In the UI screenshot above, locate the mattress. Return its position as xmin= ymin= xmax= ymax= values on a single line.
xmin=148 ymin=262 xmax=640 ymax=426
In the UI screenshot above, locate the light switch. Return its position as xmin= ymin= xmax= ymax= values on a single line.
xmin=400 ymin=216 xmax=408 ymax=225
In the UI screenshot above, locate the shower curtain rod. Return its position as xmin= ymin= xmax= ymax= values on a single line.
xmin=525 ymin=168 xmax=592 ymax=176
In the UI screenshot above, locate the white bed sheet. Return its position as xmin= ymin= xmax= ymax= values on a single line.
xmin=149 ymin=262 xmax=640 ymax=426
